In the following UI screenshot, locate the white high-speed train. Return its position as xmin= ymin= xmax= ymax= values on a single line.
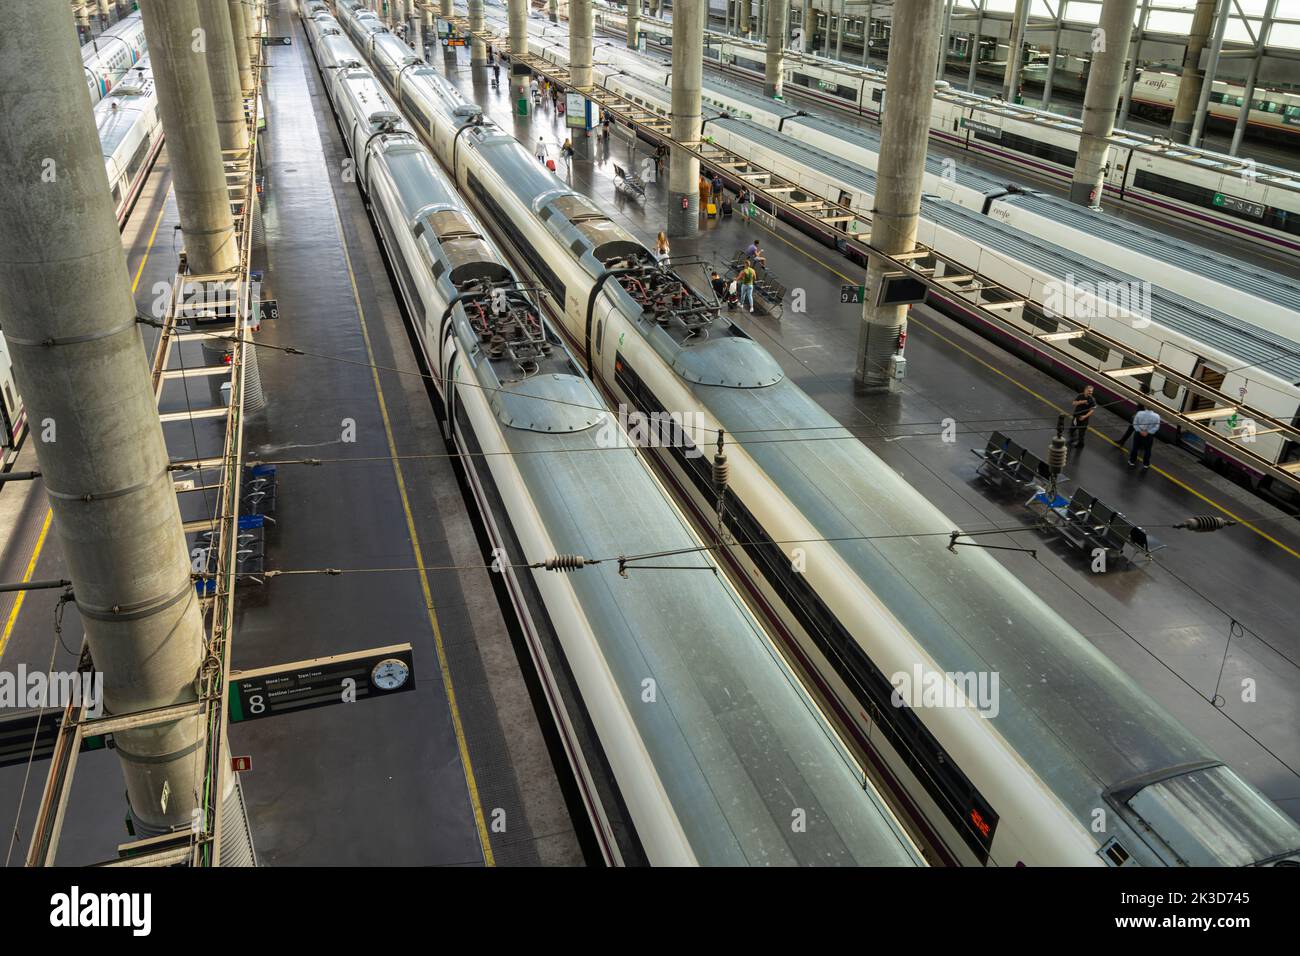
xmin=335 ymin=0 xmax=1300 ymax=867
xmin=592 ymin=5 xmax=1300 ymax=264
xmin=304 ymin=0 xmax=923 ymax=868
xmin=82 ymin=10 xmax=148 ymax=105
xmin=496 ymin=15 xmax=1300 ymax=497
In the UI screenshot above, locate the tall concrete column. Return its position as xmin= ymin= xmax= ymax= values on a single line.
xmin=1117 ymin=0 xmax=1151 ymax=127
xmin=470 ymin=0 xmax=487 ymax=66
xmin=571 ymin=0 xmax=593 ymax=157
xmin=803 ymin=0 xmax=814 ymax=54
xmin=98 ymin=0 xmax=112 ymax=29
xmin=628 ymin=0 xmax=641 ymax=49
xmin=0 ymin=0 xmax=211 ymax=838
xmin=861 ymin=0 xmax=871 ymax=65
xmin=855 ymin=0 xmax=944 ymax=391
xmin=668 ymin=0 xmax=704 ymax=237
xmin=550 ymin=0 xmax=558 ymax=25
xmin=244 ymin=0 xmax=260 ymax=72
xmin=1187 ymin=0 xmax=1229 ymax=147
xmin=1069 ymin=0 xmax=1139 ymax=207
xmin=197 ymin=0 xmax=249 ymax=153
xmin=140 ymin=0 xmax=240 ymax=273
xmin=1002 ymin=0 xmax=1029 ymax=100
xmin=834 ymin=0 xmax=844 ymax=60
xmin=1170 ymin=0 xmax=1216 ymax=142
xmin=967 ymin=0 xmax=984 ymax=91
xmin=228 ymin=0 xmax=254 ymax=93
xmin=765 ymin=0 xmax=788 ymax=97
xmin=936 ymin=0 xmax=953 ymax=79
xmin=1040 ymin=0 xmax=1067 ymax=108
xmin=741 ymin=0 xmax=752 ymax=36
xmin=508 ymin=0 xmax=527 ymax=110
xmin=440 ymin=0 xmax=452 ymax=19
xmin=410 ymin=4 xmax=423 ymax=54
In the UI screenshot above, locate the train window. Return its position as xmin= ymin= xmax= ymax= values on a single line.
xmin=1021 ymin=303 xmax=1057 ymax=335
xmin=2 ymin=382 xmax=14 ymax=416
xmin=1187 ymin=362 xmax=1225 ymax=413
xmin=1161 ymin=376 xmax=1180 ymax=400
xmin=1132 ymin=170 xmax=1300 ymax=236
xmin=1071 ymin=334 xmax=1109 ymax=364
xmin=125 ymin=134 xmax=151 ymax=181
xmin=112 ymin=184 xmax=122 ymax=207
xmin=595 ymin=319 xmax=604 ymax=354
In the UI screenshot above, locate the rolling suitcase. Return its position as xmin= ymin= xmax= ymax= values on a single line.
xmin=720 ymin=198 xmax=733 ymax=217
xmin=547 ymin=159 xmax=556 ymax=171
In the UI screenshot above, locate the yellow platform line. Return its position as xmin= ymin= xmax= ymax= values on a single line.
xmin=327 ymin=193 xmax=497 ymax=866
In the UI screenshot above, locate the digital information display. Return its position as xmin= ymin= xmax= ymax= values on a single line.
xmin=228 ymin=643 xmax=416 ymax=722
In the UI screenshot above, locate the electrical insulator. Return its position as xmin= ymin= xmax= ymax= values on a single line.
xmin=543 ymin=555 xmax=586 ymax=571
xmin=1048 ymin=434 xmax=1068 ymax=474
xmin=713 ymin=452 xmax=729 ymax=493
xmin=1175 ymin=516 xmax=1235 ymax=533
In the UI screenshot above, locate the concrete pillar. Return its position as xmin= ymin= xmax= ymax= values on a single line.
xmin=756 ymin=0 xmax=767 ymax=42
xmin=740 ymin=0 xmax=752 ymax=36
xmin=0 ymin=0 xmax=212 ymax=838
xmin=855 ymin=0 xmax=944 ymax=391
xmin=765 ymin=0 xmax=788 ymax=97
xmin=470 ymin=0 xmax=487 ymax=66
xmin=936 ymin=0 xmax=953 ymax=79
xmin=440 ymin=0 xmax=451 ymax=18
xmin=802 ymin=0 xmax=813 ymax=54
xmin=228 ymin=0 xmax=254 ymax=93
xmin=98 ymin=0 xmax=111 ymax=29
xmin=1170 ymin=0 xmax=1215 ymax=142
xmin=1188 ymin=0 xmax=1229 ymax=147
xmin=668 ymin=0 xmax=703 ymax=237
xmin=1069 ymin=0 xmax=1139 ymax=206
xmin=140 ymin=0 xmax=240 ymax=273
xmin=861 ymin=0 xmax=871 ymax=66
xmin=507 ymin=0 xmax=526 ymax=110
xmin=834 ymin=0 xmax=844 ymax=61
xmin=1118 ymin=0 xmax=1150 ymax=127
xmin=197 ymin=0 xmax=249 ymax=153
xmin=550 ymin=0 xmax=558 ymax=25
xmin=1002 ymin=0 xmax=1029 ymax=101
xmin=1230 ymin=0 xmax=1277 ymax=156
xmin=410 ymin=4 xmax=423 ymax=54
xmin=628 ymin=0 xmax=641 ymax=49
xmin=244 ymin=0 xmax=260 ymax=72
xmin=967 ymin=0 xmax=984 ymax=91
xmin=571 ymin=0 xmax=592 ymax=157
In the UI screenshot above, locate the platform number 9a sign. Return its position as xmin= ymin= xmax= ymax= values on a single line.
xmin=840 ymin=285 xmax=866 ymax=304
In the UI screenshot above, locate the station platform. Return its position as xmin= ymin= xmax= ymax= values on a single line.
xmin=0 ymin=7 xmax=583 ymax=866
xmin=429 ymin=42 xmax=1300 ymax=823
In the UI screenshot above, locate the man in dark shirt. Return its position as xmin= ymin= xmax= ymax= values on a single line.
xmin=1070 ymin=384 xmax=1096 ymax=448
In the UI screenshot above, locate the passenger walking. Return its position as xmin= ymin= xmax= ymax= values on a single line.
xmin=654 ymin=230 xmax=670 ymax=264
xmin=698 ymin=173 xmax=711 ymax=209
xmin=739 ymin=188 xmax=752 ymax=223
xmin=492 ymin=62 xmax=501 ymax=87
xmin=1070 ymin=384 xmax=1096 ymax=448
xmin=1127 ymin=405 xmax=1162 ymax=470
xmin=536 ymin=137 xmax=548 ymax=164
xmin=737 ymin=259 xmax=757 ymax=313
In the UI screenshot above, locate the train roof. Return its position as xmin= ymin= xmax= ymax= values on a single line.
xmin=712 ymin=116 xmax=1300 ymax=384
xmin=503 ymin=411 xmax=922 ymax=865
xmin=698 ymin=368 xmax=1300 ymax=863
xmin=786 ymin=112 xmax=1300 ymax=328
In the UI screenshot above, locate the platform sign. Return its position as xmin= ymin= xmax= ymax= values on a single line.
xmin=878 ymin=272 xmax=928 ymax=307
xmin=227 ymin=643 xmax=415 ymax=723
xmin=259 ymin=298 xmax=279 ymax=323
xmin=231 ymin=755 xmax=253 ymax=773
xmin=840 ymin=284 xmax=867 ymax=304
xmin=960 ymin=117 xmax=1001 ymax=139
xmin=262 ymin=36 xmax=292 ymax=46
xmin=1212 ymin=192 xmax=1265 ymax=219
xmin=566 ymin=93 xmax=589 ymax=129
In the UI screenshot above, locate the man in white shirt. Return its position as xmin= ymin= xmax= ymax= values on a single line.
xmin=1128 ymin=406 xmax=1161 ymax=469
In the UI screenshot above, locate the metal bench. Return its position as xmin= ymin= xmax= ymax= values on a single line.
xmin=613 ymin=163 xmax=645 ymax=203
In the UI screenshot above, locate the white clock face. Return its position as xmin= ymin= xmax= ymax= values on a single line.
xmin=371 ymin=658 xmax=411 ymax=691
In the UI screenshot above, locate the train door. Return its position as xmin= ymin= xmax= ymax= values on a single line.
xmin=1178 ymin=358 xmax=1227 ymax=456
